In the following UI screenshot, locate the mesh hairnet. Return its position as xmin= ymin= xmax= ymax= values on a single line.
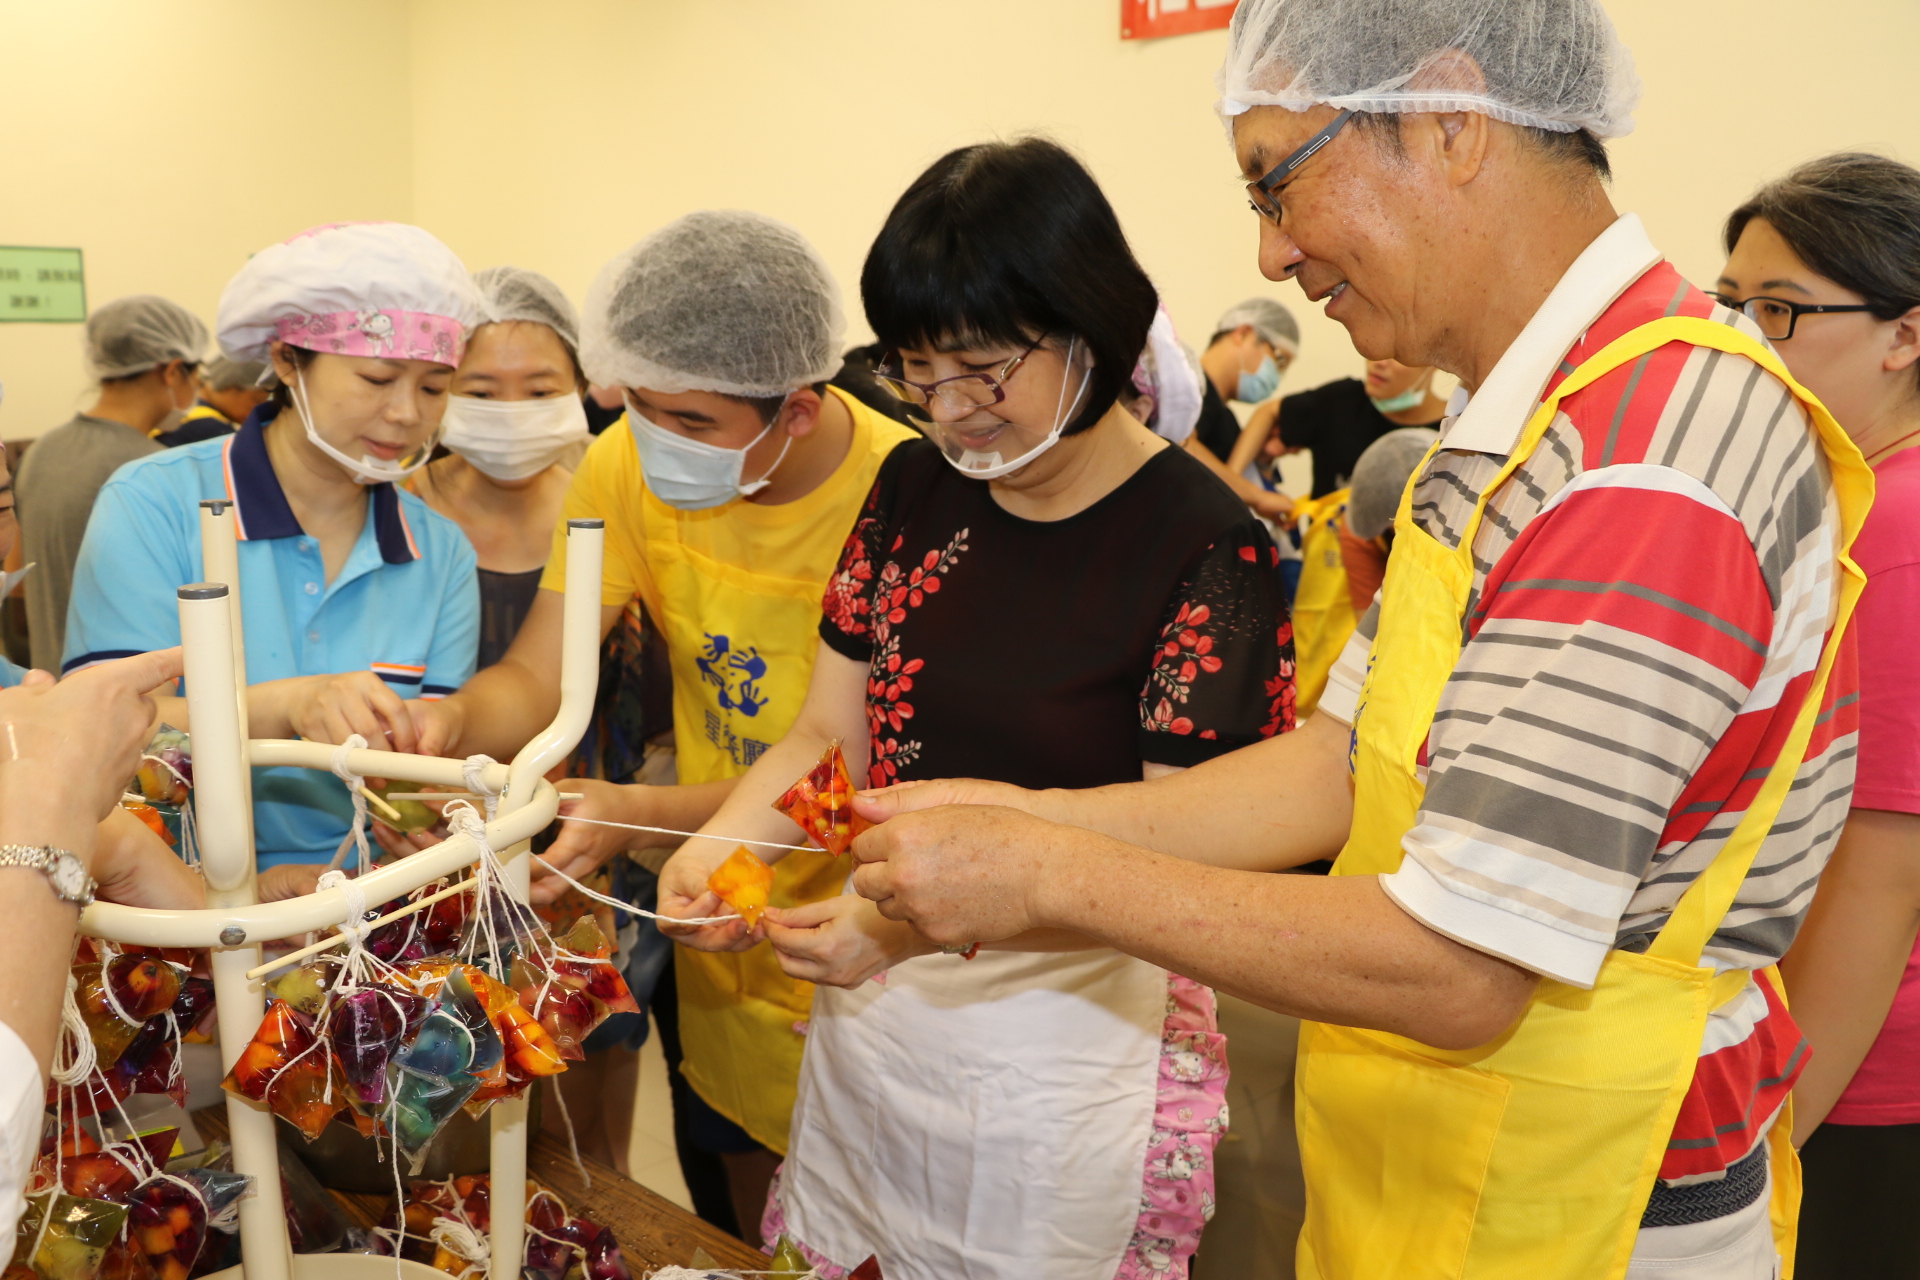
xmin=472 ymin=266 xmax=581 ymax=360
xmin=202 ymin=355 xmax=266 ymax=391
xmin=1213 ymin=297 xmax=1301 ymax=354
xmin=580 ymin=211 xmax=845 ymax=398
xmin=1218 ymin=0 xmax=1641 ymax=140
xmin=84 ymin=296 xmax=208 ymax=381
xmin=1346 ymin=426 xmax=1439 ymax=539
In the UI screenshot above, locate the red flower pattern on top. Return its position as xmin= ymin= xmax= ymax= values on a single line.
xmin=862 ymin=529 xmax=969 ymax=786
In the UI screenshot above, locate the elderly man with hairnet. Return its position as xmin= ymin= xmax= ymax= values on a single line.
xmin=408 ymin=212 xmax=917 ymax=1238
xmin=849 ymin=1 xmax=1866 ymax=1276
xmin=15 ymin=295 xmax=206 ymax=670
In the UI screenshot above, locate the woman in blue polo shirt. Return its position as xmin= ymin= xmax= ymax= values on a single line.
xmin=65 ymin=222 xmax=483 ymax=891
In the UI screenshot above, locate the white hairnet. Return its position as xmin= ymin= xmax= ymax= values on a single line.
xmin=1346 ymin=426 xmax=1439 ymax=539
xmin=84 ymin=296 xmax=208 ymax=381
xmin=1131 ymin=308 xmax=1205 ymax=445
xmin=201 ymin=355 xmax=266 ymax=391
xmin=1213 ymin=297 xmax=1301 ymax=355
xmin=217 ymin=223 xmax=484 ymax=365
xmin=472 ymin=266 xmax=581 ymax=360
xmin=1219 ymin=0 xmax=1641 ymax=140
xmin=580 ymin=211 xmax=845 ymax=398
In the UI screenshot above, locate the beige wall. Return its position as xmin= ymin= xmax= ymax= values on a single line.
xmin=2 ymin=0 xmax=1914 ymax=443
xmin=0 ymin=0 xmax=413 ymax=439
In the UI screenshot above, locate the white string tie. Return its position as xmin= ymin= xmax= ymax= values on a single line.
xmin=461 ymin=755 xmax=501 ymax=822
xmin=554 ymin=813 xmax=815 ymax=853
xmin=327 ymin=734 xmax=372 ymax=873
xmin=52 ymin=973 xmax=97 ymax=1087
xmin=317 ymin=870 xmax=371 ymax=948
xmin=534 ymin=856 xmax=738 ymax=928
xmin=427 ymin=1217 xmax=489 ymax=1279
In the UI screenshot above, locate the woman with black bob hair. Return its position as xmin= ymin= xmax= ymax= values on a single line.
xmin=656 ymin=138 xmax=1295 ymax=1279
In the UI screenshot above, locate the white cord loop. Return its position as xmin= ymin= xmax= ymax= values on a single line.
xmin=52 ymin=972 xmax=97 ymax=1087
xmin=328 ymin=734 xmax=372 ymax=873
xmin=461 ymin=754 xmax=501 ymax=822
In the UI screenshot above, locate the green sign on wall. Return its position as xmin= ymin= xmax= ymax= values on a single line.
xmin=0 ymin=247 xmax=86 ymax=323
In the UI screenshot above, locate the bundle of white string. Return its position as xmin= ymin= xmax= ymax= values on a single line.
xmin=327 ymin=734 xmax=373 ymax=873
xmin=317 ymin=869 xmax=371 ymax=948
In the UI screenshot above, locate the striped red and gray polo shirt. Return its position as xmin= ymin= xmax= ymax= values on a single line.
xmin=1319 ymin=214 xmax=1857 ymax=1188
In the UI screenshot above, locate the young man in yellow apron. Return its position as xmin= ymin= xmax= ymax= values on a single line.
xmin=411 ymin=211 xmax=914 ymax=1235
xmin=845 ymin=4 xmax=1869 ymax=1277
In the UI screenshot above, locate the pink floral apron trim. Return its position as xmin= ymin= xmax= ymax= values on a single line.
xmin=759 ymin=974 xmax=1230 ymax=1279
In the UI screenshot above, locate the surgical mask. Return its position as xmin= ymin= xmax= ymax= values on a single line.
xmin=0 ymin=562 xmax=33 ymax=598
xmin=626 ymin=394 xmax=793 ymax=510
xmin=1370 ymin=386 xmax=1429 ymax=414
xmin=1237 ymin=354 xmax=1281 ymax=403
xmin=440 ymin=392 xmax=590 ymax=482
xmin=918 ymin=338 xmax=1091 ymax=482
xmin=290 ymin=368 xmax=437 ymax=486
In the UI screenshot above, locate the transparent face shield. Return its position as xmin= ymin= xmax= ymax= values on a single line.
xmin=893 ymin=338 xmax=1093 ymax=481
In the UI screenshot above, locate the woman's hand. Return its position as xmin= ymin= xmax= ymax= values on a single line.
xmin=258 ymin=862 xmax=328 ymax=902
xmin=854 ymin=776 xmax=1041 ymax=824
xmin=282 ymin=672 xmax=420 ymax=753
xmin=92 ymin=807 xmax=206 ymax=910
xmin=655 ymin=844 xmax=762 ymax=952
xmin=763 ymin=894 xmax=933 ymax=988
xmin=530 ymin=779 xmax=644 ymax=905
xmin=0 ymin=651 xmax=183 ymax=842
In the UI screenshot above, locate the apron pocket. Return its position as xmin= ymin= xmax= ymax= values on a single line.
xmin=1295 ymin=1020 xmax=1509 ymax=1280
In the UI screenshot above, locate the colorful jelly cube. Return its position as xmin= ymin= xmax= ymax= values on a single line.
xmin=707 ymin=846 xmax=775 ymax=927
xmin=771 ymin=740 xmax=870 ymax=855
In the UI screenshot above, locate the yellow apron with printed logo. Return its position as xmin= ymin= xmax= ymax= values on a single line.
xmin=621 ymin=396 xmax=912 ymax=1155
xmin=1290 ymin=487 xmax=1355 ymax=717
xmin=1295 ymin=318 xmax=1871 ymax=1280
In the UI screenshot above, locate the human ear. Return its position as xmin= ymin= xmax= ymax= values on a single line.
xmin=782 ymin=388 xmax=825 ymax=439
xmin=1884 ymin=305 xmax=1920 ymax=377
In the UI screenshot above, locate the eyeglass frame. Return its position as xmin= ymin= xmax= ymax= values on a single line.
xmin=1706 ymin=292 xmax=1878 ymax=341
xmin=873 ymin=335 xmax=1047 ymax=411
xmin=1246 ymin=108 xmax=1357 ymax=225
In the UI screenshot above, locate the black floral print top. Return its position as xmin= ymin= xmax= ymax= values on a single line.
xmin=819 ymin=438 xmax=1295 ymax=792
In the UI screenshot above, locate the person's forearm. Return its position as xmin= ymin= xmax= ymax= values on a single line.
xmin=1186 ymin=435 xmax=1269 ymax=505
xmin=151 ymin=677 xmax=321 ymax=739
xmin=1030 ymin=828 xmax=1533 ymax=1048
xmin=1780 ymin=808 xmax=1920 ymax=1142
xmin=435 ymin=658 xmax=561 ymax=761
xmin=682 ymin=726 xmax=842 ymax=872
xmin=1226 ymin=402 xmax=1281 ymax=476
xmin=1030 ymin=713 xmax=1353 ymax=870
xmin=614 ymin=777 xmax=742 ymax=849
xmin=0 ymin=805 xmax=99 ymax=1077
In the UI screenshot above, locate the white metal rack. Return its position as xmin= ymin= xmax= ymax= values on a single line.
xmin=75 ymin=502 xmax=607 ymax=1280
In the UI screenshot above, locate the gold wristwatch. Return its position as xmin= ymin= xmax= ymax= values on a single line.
xmin=0 ymin=844 xmax=96 ymax=907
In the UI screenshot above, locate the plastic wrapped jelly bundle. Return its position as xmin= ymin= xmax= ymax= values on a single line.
xmin=123 ymin=1166 xmax=250 ymax=1280
xmin=133 ymin=726 xmax=192 ymax=807
xmin=74 ymin=951 xmax=183 ymax=1071
xmin=772 ymin=738 xmax=870 ymax=855
xmin=8 ymin=1192 xmax=130 ymax=1280
xmin=373 ymin=1175 xmax=634 ymax=1280
xmin=220 ymin=998 xmax=351 ymax=1141
xmin=707 ymin=846 xmax=776 ymax=928
xmin=387 ymin=967 xmax=504 ymax=1166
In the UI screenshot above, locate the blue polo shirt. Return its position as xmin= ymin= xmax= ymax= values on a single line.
xmin=63 ymin=408 xmax=479 ymax=869
xmin=0 ymin=658 xmax=23 ymax=687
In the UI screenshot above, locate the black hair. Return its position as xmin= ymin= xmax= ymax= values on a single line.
xmin=737 ymin=381 xmax=830 ymax=426
xmin=1725 ymin=153 xmax=1920 ymax=326
xmin=1353 ymin=111 xmax=1611 ymax=181
xmin=268 ymin=345 xmax=318 ymax=412
xmin=861 ymin=137 xmax=1158 ymax=436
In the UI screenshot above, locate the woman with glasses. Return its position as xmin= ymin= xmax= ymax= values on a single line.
xmin=1716 ymin=154 xmax=1920 ymax=1280
xmin=656 ymin=138 xmax=1294 ymax=1280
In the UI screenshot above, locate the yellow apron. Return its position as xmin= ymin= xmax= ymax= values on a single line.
xmin=1290 ymin=487 xmax=1356 ymax=717
xmin=1296 ymin=318 xmax=1871 ymax=1280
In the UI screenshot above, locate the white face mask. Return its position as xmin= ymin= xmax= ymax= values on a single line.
xmin=289 ymin=367 xmax=438 ymax=487
xmin=440 ymin=392 xmax=590 ymax=482
xmin=918 ymin=338 xmax=1091 ymax=481
xmin=625 ymin=394 xmax=793 ymax=510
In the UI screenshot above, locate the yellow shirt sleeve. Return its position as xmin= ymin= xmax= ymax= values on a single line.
xmin=541 ymin=424 xmax=647 ymax=609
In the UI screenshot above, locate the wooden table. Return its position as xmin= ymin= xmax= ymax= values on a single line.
xmin=193 ymin=1107 xmax=767 ymax=1273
